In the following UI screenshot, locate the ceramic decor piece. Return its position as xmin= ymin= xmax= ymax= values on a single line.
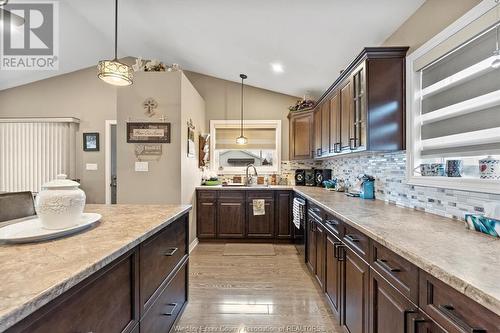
xmin=479 ymin=156 xmax=500 ymax=180
xmin=418 ymin=163 xmax=445 ymax=176
xmin=35 ymin=174 xmax=86 ymax=230
xmin=465 ymin=214 xmax=500 ymax=238
xmin=446 ymin=160 xmax=463 ymax=177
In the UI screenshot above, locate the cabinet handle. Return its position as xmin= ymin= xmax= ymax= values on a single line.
xmin=403 ymin=310 xmax=418 ymax=333
xmin=333 ymin=242 xmax=343 ymax=259
xmin=344 ymin=234 xmax=359 ymax=243
xmin=163 ymin=247 xmax=178 ymax=256
xmin=376 ymin=258 xmax=401 ymax=273
xmin=325 ymin=220 xmax=338 ymax=227
xmin=334 ymin=143 xmax=341 ymax=153
xmin=337 ymin=244 xmax=346 ymax=261
xmin=316 ymin=148 xmax=322 ymax=156
xmin=349 ymin=138 xmax=357 ymax=150
xmin=410 ymin=317 xmax=427 ymax=333
xmin=437 ymin=305 xmax=486 ymax=332
xmin=162 ymin=302 xmax=178 ymax=316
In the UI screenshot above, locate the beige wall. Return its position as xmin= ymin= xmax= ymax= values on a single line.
xmin=184 ymin=71 xmax=298 ymax=160
xmin=0 ymin=68 xmax=116 ymax=203
xmin=383 ymin=0 xmax=481 ymax=53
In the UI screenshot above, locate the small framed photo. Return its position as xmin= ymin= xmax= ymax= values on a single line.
xmin=83 ymin=132 xmax=100 ymax=151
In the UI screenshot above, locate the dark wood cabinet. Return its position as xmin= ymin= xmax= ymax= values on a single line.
xmin=247 ymin=198 xmax=274 ymax=238
xmin=315 ymin=223 xmax=326 ymax=289
xmin=217 ymin=192 xmax=246 ymax=238
xmin=352 ymin=63 xmax=366 ymax=149
xmin=276 ymin=191 xmax=292 ymax=239
xmin=197 ymin=191 xmax=217 ymax=239
xmin=340 ymin=80 xmax=354 ymax=150
xmin=369 ymin=268 xmax=416 ymax=333
xmin=325 ymin=233 xmax=343 ymax=320
xmin=329 ymin=92 xmax=341 ymax=154
xmin=342 ymin=246 xmax=369 ymax=333
xmin=314 ymin=109 xmax=322 ymax=157
xmin=321 ymin=102 xmax=330 ymax=156
xmin=306 ymin=215 xmax=317 ymax=274
xmin=288 ymin=110 xmax=314 ymax=160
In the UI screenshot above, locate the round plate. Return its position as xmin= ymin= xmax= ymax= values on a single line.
xmin=0 ymin=213 xmax=101 ymax=244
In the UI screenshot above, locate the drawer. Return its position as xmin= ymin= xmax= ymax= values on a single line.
xmin=323 ymin=212 xmax=342 ymax=237
xmin=218 ymin=190 xmax=245 ymax=199
xmin=140 ymin=215 xmax=187 ymax=312
xmin=247 ymin=191 xmax=274 ymax=200
xmin=371 ymin=241 xmax=419 ymax=304
xmin=8 ymin=250 xmax=139 ymax=333
xmin=419 ymin=271 xmax=500 ymax=333
xmin=342 ymin=224 xmax=369 ymax=261
xmin=308 ymin=202 xmax=324 ymax=219
xmin=197 ymin=190 xmax=217 ymax=200
xmin=140 ymin=263 xmax=188 ymax=333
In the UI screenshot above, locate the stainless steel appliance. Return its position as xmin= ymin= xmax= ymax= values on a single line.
xmin=292 ymin=196 xmax=306 ymax=256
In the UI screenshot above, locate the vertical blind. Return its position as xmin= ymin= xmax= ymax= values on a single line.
xmin=0 ymin=119 xmax=78 ymax=193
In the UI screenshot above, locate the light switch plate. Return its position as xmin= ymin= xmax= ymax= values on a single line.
xmin=135 ymin=161 xmax=149 ymax=172
xmin=86 ymin=163 xmax=98 ymax=171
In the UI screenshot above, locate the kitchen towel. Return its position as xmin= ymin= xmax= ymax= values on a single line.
xmin=253 ymin=199 xmax=265 ymax=216
xmin=292 ymin=197 xmax=304 ymax=229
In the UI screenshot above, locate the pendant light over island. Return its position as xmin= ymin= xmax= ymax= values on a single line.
xmin=236 ymin=74 xmax=248 ymax=145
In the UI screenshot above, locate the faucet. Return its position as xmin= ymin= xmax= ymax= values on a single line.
xmin=245 ymin=164 xmax=258 ymax=186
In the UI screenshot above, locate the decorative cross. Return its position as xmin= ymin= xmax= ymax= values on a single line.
xmin=143 ymin=98 xmax=158 ymax=117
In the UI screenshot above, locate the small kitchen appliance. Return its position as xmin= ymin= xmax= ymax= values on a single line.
xmin=314 ymin=169 xmax=332 ymax=187
xmin=295 ymin=169 xmax=306 ymax=186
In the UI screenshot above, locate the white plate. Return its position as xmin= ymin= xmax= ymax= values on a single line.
xmin=0 ymin=213 xmax=101 ymax=244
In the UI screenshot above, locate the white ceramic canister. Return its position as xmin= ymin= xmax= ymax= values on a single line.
xmin=479 ymin=156 xmax=500 ymax=180
xmin=35 ymin=174 xmax=86 ymax=230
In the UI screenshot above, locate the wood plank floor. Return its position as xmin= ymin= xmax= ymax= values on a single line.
xmin=174 ymin=243 xmax=343 ymax=333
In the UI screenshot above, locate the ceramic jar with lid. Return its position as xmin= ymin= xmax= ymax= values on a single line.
xmin=35 ymin=174 xmax=86 ymax=230
xmin=479 ymin=156 xmax=500 ymax=180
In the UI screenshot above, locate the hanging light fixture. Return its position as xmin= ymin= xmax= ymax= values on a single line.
xmin=492 ymin=0 xmax=500 ymax=69
xmin=97 ymin=0 xmax=133 ymax=86
xmin=236 ymin=74 xmax=248 ymax=145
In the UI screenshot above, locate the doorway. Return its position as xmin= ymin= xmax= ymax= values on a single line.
xmin=105 ymin=120 xmax=117 ymax=204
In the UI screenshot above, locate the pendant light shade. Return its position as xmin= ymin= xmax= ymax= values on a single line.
xmin=97 ymin=0 xmax=133 ymax=86
xmin=236 ymin=74 xmax=248 ymax=145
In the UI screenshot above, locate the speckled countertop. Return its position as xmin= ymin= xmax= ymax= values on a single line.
xmin=196 ymin=185 xmax=294 ymax=190
xmin=0 ymin=204 xmax=191 ymax=332
xmin=293 ymin=186 xmax=500 ymax=316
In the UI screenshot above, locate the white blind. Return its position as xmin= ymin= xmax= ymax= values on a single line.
xmin=0 ymin=119 xmax=78 ymax=193
xmin=215 ymin=128 xmax=277 ymax=150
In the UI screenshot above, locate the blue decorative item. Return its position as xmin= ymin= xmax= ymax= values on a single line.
xmin=464 ymin=214 xmax=500 ymax=238
xmin=360 ymin=179 xmax=375 ymax=199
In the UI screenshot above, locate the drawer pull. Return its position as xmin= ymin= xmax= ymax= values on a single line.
xmin=345 ymin=234 xmax=359 ymax=243
xmin=410 ymin=317 xmax=427 ymax=333
xmin=333 ymin=242 xmax=343 ymax=258
xmin=377 ymin=259 xmax=401 ymax=273
xmin=325 ymin=220 xmax=338 ymax=227
xmin=163 ymin=247 xmax=178 ymax=256
xmin=162 ymin=302 xmax=178 ymax=316
xmin=335 ymin=244 xmax=346 ymax=261
xmin=438 ymin=305 xmax=486 ymax=333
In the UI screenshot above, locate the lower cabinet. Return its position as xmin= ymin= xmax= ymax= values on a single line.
xmin=306 ymin=214 xmax=317 ymax=274
xmin=325 ymin=233 xmax=343 ymax=319
xmin=217 ymin=192 xmax=246 ymax=238
xmin=247 ymin=198 xmax=274 ymax=238
xmin=276 ymin=191 xmax=292 ymax=239
xmin=315 ymin=222 xmax=326 ymax=289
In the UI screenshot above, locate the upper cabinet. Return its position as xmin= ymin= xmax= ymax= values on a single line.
xmin=288 ymin=110 xmax=314 ymax=160
xmin=289 ymin=47 xmax=408 ymax=160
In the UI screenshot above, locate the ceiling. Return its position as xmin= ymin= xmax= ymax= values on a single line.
xmin=0 ymin=0 xmax=425 ymax=97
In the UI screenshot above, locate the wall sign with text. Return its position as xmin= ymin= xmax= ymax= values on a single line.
xmin=127 ymin=122 xmax=171 ymax=143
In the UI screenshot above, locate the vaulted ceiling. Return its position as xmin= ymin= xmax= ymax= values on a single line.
xmin=0 ymin=0 xmax=425 ymax=96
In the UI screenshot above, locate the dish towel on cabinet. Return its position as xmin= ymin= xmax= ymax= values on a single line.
xmin=253 ymin=199 xmax=265 ymax=216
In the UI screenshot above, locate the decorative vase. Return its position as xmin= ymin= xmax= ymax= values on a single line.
xmin=479 ymin=156 xmax=500 ymax=180
xmin=35 ymin=174 xmax=86 ymax=230
xmin=446 ymin=160 xmax=463 ymax=177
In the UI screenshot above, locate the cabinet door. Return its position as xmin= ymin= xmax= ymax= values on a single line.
xmin=306 ymin=218 xmax=317 ymax=274
xmin=352 ymin=63 xmax=366 ymax=149
xmin=197 ymin=199 xmax=216 ymax=239
xmin=342 ymin=246 xmax=369 ymax=333
xmin=321 ymin=103 xmax=330 ymax=156
xmin=369 ymin=268 xmax=416 ymax=333
xmin=329 ymin=92 xmax=341 ymax=153
xmin=340 ymin=81 xmax=354 ymax=149
xmin=276 ymin=191 xmax=292 ymax=239
xmin=315 ymin=224 xmax=326 ymax=289
xmin=314 ymin=109 xmax=322 ymax=157
xmin=289 ymin=111 xmax=313 ymax=160
xmin=247 ymin=199 xmax=274 ymax=238
xmin=325 ymin=234 xmax=342 ymax=319
xmin=217 ymin=198 xmax=245 ymax=238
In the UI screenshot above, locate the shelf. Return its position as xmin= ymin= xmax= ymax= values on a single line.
xmin=421 ymin=126 xmax=500 ymax=151
xmin=407 ymin=175 xmax=500 ymax=195
xmin=420 ymin=89 xmax=500 ymax=124
xmin=420 ymin=56 xmax=497 ymax=99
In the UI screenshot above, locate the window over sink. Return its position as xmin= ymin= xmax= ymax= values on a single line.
xmin=210 ymin=120 xmax=281 ymax=174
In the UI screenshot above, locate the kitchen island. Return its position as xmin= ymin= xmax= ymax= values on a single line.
xmin=0 ymin=204 xmax=191 ymax=333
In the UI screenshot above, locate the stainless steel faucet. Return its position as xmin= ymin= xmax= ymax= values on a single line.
xmin=245 ymin=164 xmax=258 ymax=186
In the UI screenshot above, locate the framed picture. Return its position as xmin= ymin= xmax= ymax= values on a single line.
xmin=187 ymin=126 xmax=195 ymax=158
xmin=83 ymin=133 xmax=99 ymax=151
xmin=127 ymin=122 xmax=171 ymax=143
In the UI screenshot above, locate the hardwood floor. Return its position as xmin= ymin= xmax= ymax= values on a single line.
xmin=174 ymin=243 xmax=342 ymax=333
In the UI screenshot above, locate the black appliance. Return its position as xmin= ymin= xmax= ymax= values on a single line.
xmin=315 ymin=169 xmax=332 ymax=187
xmin=292 ymin=196 xmax=306 ymax=256
xmin=294 ymin=169 xmax=306 ymax=186
xmin=305 ymin=169 xmax=315 ymax=186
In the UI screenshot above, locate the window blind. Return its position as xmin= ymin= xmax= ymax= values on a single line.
xmin=0 ymin=119 xmax=78 ymax=193
xmin=214 ymin=128 xmax=277 ymax=150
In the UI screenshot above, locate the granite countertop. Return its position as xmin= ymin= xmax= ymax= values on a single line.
xmin=293 ymin=186 xmax=500 ymax=316
xmin=196 ymin=185 xmax=294 ymax=190
xmin=0 ymin=204 xmax=191 ymax=332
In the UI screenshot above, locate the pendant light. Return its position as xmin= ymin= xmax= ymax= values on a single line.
xmin=492 ymin=0 xmax=500 ymax=69
xmin=97 ymin=0 xmax=133 ymax=86
xmin=236 ymin=74 xmax=248 ymax=145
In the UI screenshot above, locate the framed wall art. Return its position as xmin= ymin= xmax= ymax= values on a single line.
xmin=83 ymin=132 xmax=99 ymax=151
xmin=187 ymin=119 xmax=195 ymax=158
xmin=127 ymin=122 xmax=171 ymax=143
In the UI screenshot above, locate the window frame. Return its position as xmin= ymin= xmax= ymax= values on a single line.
xmin=406 ymin=0 xmax=500 ymax=194
xmin=210 ymin=119 xmax=282 ymax=175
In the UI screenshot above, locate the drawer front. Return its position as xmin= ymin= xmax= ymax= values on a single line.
xmin=323 ymin=212 xmax=342 ymax=237
xmin=197 ymin=190 xmax=217 ymax=200
xmin=371 ymin=242 xmax=419 ymax=304
xmin=140 ymin=216 xmax=187 ymax=311
xmin=140 ymin=263 xmax=188 ymax=333
xmin=8 ymin=251 xmax=139 ymax=333
xmin=247 ymin=191 xmax=274 ymax=200
xmin=419 ymin=271 xmax=500 ymax=333
xmin=218 ymin=190 xmax=245 ymax=199
xmin=343 ymin=224 xmax=369 ymax=261
xmin=308 ymin=202 xmax=324 ymax=219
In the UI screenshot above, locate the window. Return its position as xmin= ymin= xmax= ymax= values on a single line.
xmin=210 ymin=120 xmax=281 ymax=174
xmin=406 ymin=1 xmax=500 ymax=194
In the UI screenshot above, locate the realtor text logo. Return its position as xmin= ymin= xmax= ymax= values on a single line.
xmin=1 ymin=0 xmax=59 ymax=70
